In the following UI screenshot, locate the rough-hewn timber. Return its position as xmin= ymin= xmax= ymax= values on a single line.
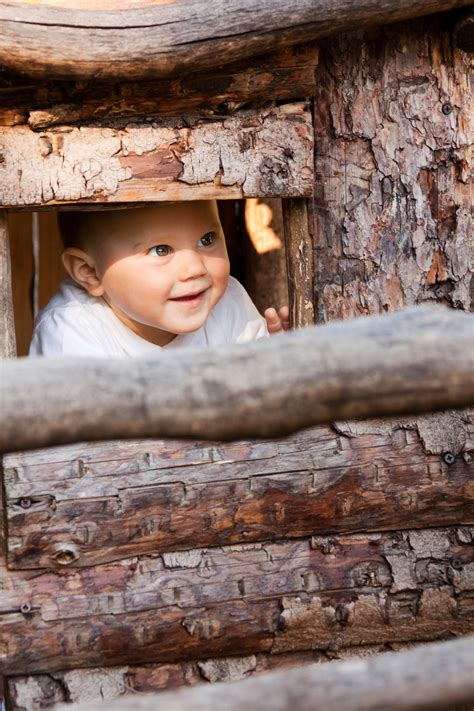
xmin=283 ymin=198 xmax=315 ymax=327
xmin=0 ymin=103 xmax=313 ymax=207
xmin=1 ymin=526 xmax=473 ymax=675
xmin=0 ymin=44 xmax=319 ymax=129
xmin=51 ymin=636 xmax=474 ymax=711
xmin=0 ymin=1 xmax=469 ymax=80
xmin=0 ymin=211 xmax=16 ymax=358
xmin=1 ymin=306 xmax=473 ymax=455
xmin=4 ymin=414 xmax=474 ymax=568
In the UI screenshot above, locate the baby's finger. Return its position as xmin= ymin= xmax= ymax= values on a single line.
xmin=264 ymin=307 xmax=283 ymax=334
xmin=279 ymin=305 xmax=290 ymax=330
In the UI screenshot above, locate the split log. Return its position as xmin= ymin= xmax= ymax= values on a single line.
xmin=283 ymin=199 xmax=315 ymax=327
xmin=0 ymin=306 xmax=473 ymax=454
xmin=0 ymin=103 xmax=313 ymax=207
xmin=4 ymin=415 xmax=473 ymax=568
xmin=0 ymin=44 xmax=319 ymax=129
xmin=0 ymin=1 xmax=470 ymax=80
xmin=0 ymin=211 xmax=16 ymax=358
xmin=1 ymin=526 xmax=473 ymax=675
xmin=54 ymin=636 xmax=474 ymax=711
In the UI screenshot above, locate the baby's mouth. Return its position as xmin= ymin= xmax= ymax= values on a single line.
xmin=169 ymin=288 xmax=207 ymax=303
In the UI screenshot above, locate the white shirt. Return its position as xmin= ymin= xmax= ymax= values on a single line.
xmin=29 ymin=277 xmax=269 ymax=358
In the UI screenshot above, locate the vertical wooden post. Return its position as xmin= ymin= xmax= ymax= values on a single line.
xmin=0 ymin=211 xmax=17 ymax=359
xmin=282 ymin=198 xmax=315 ymax=328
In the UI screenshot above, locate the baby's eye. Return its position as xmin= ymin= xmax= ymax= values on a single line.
xmin=148 ymin=244 xmax=172 ymax=257
xmin=198 ymin=232 xmax=216 ymax=248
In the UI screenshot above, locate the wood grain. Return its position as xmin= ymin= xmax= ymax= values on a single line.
xmin=1 ymin=526 xmax=473 ymax=675
xmin=0 ymin=210 xmax=16 ymax=357
xmin=0 ymin=1 xmax=470 ymax=80
xmin=0 ymin=103 xmax=313 ymax=207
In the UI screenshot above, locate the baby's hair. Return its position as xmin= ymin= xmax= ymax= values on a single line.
xmin=57 ymin=204 xmax=178 ymax=251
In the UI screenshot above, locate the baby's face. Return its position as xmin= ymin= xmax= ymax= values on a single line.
xmin=92 ymin=201 xmax=230 ymax=346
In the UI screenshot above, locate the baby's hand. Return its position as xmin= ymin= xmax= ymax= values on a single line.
xmin=264 ymin=306 xmax=290 ymax=335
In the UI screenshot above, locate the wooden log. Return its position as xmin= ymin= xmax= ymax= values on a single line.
xmin=4 ymin=416 xmax=474 ymax=568
xmin=53 ymin=636 xmax=474 ymax=711
xmin=0 ymin=44 xmax=319 ymax=129
xmin=0 ymin=103 xmax=313 ymax=207
xmin=1 ymin=526 xmax=473 ymax=675
xmin=0 ymin=1 xmax=470 ymax=80
xmin=0 ymin=306 xmax=473 ymax=454
xmin=312 ymin=15 xmax=472 ymax=322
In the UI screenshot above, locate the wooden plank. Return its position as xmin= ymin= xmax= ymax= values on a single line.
xmin=0 ymin=103 xmax=313 ymax=207
xmin=0 ymin=1 xmax=470 ymax=80
xmin=0 ymin=44 xmax=319 ymax=129
xmin=4 ymin=415 xmax=474 ymax=568
xmin=282 ymin=198 xmax=314 ymax=328
xmin=7 ymin=212 xmax=34 ymax=357
xmin=51 ymin=636 xmax=474 ymax=711
xmin=0 ymin=306 xmax=473 ymax=455
xmin=0 ymin=210 xmax=16 ymax=357
xmin=1 ymin=526 xmax=473 ymax=675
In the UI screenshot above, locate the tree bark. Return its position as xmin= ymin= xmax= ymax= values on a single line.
xmin=51 ymin=636 xmax=474 ymax=711
xmin=0 ymin=1 xmax=469 ymax=80
xmin=0 ymin=306 xmax=473 ymax=454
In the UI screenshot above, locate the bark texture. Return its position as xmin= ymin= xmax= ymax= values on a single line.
xmin=1 ymin=526 xmax=473 ymax=676
xmin=313 ymin=16 xmax=472 ymax=322
xmin=0 ymin=103 xmax=313 ymax=207
xmin=0 ymin=306 xmax=473 ymax=454
xmin=0 ymin=211 xmax=16 ymax=358
xmin=0 ymin=1 xmax=469 ymax=80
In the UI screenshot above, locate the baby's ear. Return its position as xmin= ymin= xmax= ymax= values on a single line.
xmin=61 ymin=248 xmax=104 ymax=297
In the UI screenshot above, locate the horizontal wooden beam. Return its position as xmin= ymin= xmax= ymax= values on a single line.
xmin=0 ymin=1 xmax=470 ymax=80
xmin=5 ymin=418 xmax=473 ymax=568
xmin=0 ymin=44 xmax=319 ymax=129
xmin=0 ymin=103 xmax=313 ymax=207
xmin=56 ymin=635 xmax=474 ymax=711
xmin=1 ymin=305 xmax=473 ymax=454
xmin=2 ymin=526 xmax=473 ymax=674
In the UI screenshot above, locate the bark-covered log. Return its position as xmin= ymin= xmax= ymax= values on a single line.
xmin=4 ymin=415 xmax=473 ymax=568
xmin=0 ymin=103 xmax=313 ymax=207
xmin=1 ymin=306 xmax=473 ymax=454
xmin=283 ymin=199 xmax=315 ymax=327
xmin=1 ymin=526 xmax=473 ymax=675
xmin=53 ymin=636 xmax=474 ymax=711
xmin=0 ymin=1 xmax=470 ymax=80
xmin=0 ymin=44 xmax=319 ymax=129
xmin=312 ymin=15 xmax=472 ymax=322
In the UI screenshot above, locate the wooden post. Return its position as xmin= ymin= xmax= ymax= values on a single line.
xmin=282 ymin=198 xmax=315 ymax=328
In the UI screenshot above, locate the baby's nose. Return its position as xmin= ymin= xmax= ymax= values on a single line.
xmin=178 ymin=250 xmax=207 ymax=280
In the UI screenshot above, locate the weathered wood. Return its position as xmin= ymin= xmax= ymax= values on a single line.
xmin=4 ymin=416 xmax=474 ymax=568
xmin=0 ymin=103 xmax=313 ymax=207
xmin=0 ymin=44 xmax=319 ymax=129
xmin=312 ymin=15 xmax=472 ymax=322
xmin=282 ymin=198 xmax=315 ymax=327
xmin=0 ymin=1 xmax=470 ymax=81
xmin=1 ymin=306 xmax=473 ymax=454
xmin=0 ymin=210 xmax=16 ymax=358
xmin=53 ymin=636 xmax=474 ymax=711
xmin=1 ymin=526 xmax=473 ymax=675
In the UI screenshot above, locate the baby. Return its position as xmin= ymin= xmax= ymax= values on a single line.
xmin=30 ymin=200 xmax=289 ymax=357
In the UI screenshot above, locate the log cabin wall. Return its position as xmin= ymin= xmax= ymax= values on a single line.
xmin=1 ymin=9 xmax=473 ymax=711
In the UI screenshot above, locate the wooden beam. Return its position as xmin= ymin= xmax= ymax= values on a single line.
xmin=2 ymin=526 xmax=474 ymax=674
xmin=0 ymin=103 xmax=313 ymax=207
xmin=1 ymin=305 xmax=473 ymax=454
xmin=283 ymin=198 xmax=315 ymax=328
xmin=0 ymin=1 xmax=470 ymax=80
xmin=4 ymin=412 xmax=473 ymax=568
xmin=54 ymin=636 xmax=474 ymax=711
xmin=0 ymin=44 xmax=319 ymax=129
